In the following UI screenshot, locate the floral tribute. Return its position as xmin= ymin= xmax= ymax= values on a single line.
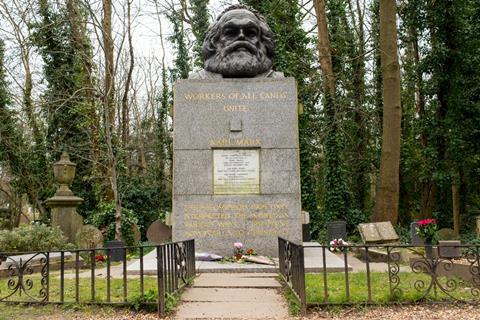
xmin=246 ymin=248 xmax=255 ymax=256
xmin=329 ymin=238 xmax=349 ymax=252
xmin=416 ymin=218 xmax=438 ymax=242
xmin=95 ymin=254 xmax=106 ymax=263
xmin=233 ymin=242 xmax=243 ymax=259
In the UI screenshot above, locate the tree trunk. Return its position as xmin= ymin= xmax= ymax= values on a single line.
xmin=372 ymin=0 xmax=402 ymax=224
xmin=121 ymin=0 xmax=134 ymax=149
xmin=66 ymin=0 xmax=100 ymax=164
xmin=102 ymin=0 xmax=122 ymax=240
xmin=313 ymin=0 xmax=335 ymax=97
xmin=452 ymin=183 xmax=460 ymax=234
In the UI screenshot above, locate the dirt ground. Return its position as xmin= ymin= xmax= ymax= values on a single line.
xmin=1 ymin=303 xmax=479 ymax=319
xmin=304 ymin=304 xmax=480 ymax=320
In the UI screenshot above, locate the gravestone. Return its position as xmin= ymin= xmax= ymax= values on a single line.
xmin=477 ymin=216 xmax=480 ymax=236
xmin=75 ymin=225 xmax=104 ymax=249
xmin=358 ymin=221 xmax=399 ymax=243
xmin=410 ymin=221 xmax=424 ymax=246
xmin=438 ymin=240 xmax=462 ymax=259
xmin=172 ymin=78 xmax=301 ymax=256
xmin=106 ymin=240 xmax=125 ymax=262
xmin=327 ymin=220 xmax=347 ymax=241
xmin=146 ymin=219 xmax=172 ymax=244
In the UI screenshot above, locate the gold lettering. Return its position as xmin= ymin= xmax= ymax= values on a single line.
xmin=223 ymin=105 xmax=248 ymax=112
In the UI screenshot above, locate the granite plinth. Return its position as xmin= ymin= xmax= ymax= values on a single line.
xmin=172 ymin=78 xmax=301 ymax=256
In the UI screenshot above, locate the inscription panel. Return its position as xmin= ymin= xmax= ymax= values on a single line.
xmin=173 ymin=195 xmax=302 ymax=256
xmin=213 ymin=149 xmax=260 ymax=195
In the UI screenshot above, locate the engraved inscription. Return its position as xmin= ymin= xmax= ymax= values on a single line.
xmin=180 ymin=201 xmax=291 ymax=239
xmin=213 ymin=149 xmax=260 ymax=195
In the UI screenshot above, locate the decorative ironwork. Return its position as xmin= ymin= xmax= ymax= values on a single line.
xmin=387 ymin=247 xmax=402 ymax=299
xmin=174 ymin=243 xmax=188 ymax=284
xmin=0 ymin=253 xmax=48 ymax=302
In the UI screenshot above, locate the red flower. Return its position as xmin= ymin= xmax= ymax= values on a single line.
xmin=417 ymin=219 xmax=436 ymax=226
xmin=95 ymin=255 xmax=105 ymax=262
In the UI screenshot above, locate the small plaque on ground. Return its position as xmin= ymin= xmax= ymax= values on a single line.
xmin=213 ymin=149 xmax=260 ymax=195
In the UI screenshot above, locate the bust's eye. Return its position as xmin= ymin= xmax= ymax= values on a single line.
xmin=223 ymin=28 xmax=238 ymax=37
xmin=244 ymin=28 xmax=258 ymax=38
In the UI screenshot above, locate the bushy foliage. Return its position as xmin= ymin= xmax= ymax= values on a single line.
xmin=119 ymin=175 xmax=166 ymax=240
xmin=0 ymin=223 xmax=71 ymax=252
xmin=87 ymin=201 xmax=138 ymax=246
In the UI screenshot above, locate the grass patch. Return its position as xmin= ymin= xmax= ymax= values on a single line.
xmin=306 ymin=271 xmax=477 ymax=304
xmin=0 ymin=272 xmax=186 ymax=314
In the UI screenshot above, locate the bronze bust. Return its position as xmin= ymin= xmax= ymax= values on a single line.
xmin=189 ymin=5 xmax=283 ymax=79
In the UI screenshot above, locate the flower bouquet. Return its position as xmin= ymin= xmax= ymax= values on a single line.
xmin=329 ymin=238 xmax=349 ymax=252
xmin=416 ymin=219 xmax=438 ymax=243
xmin=233 ymin=242 xmax=243 ymax=260
xmin=416 ymin=218 xmax=438 ymax=260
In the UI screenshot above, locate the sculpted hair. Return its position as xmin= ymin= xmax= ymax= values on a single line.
xmin=202 ymin=5 xmax=275 ymax=62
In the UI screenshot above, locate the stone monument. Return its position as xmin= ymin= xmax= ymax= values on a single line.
xmin=46 ymin=152 xmax=84 ymax=243
xmin=172 ymin=5 xmax=302 ymax=256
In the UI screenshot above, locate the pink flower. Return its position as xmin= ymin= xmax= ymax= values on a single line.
xmin=234 ymin=242 xmax=243 ymax=249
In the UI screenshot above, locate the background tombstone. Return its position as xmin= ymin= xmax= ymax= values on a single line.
xmin=327 ymin=220 xmax=347 ymax=241
xmin=75 ymin=225 xmax=104 ymax=249
xmin=358 ymin=221 xmax=399 ymax=244
xmin=106 ymin=239 xmax=125 ymax=262
xmin=147 ymin=219 xmax=172 ymax=244
xmin=410 ymin=221 xmax=424 ymax=246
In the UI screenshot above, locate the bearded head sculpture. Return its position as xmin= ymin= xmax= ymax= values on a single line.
xmin=189 ymin=5 xmax=283 ymax=79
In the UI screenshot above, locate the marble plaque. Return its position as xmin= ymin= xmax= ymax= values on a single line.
xmin=213 ymin=149 xmax=260 ymax=195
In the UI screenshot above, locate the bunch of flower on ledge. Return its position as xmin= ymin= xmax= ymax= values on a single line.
xmin=246 ymin=248 xmax=256 ymax=256
xmin=416 ymin=218 xmax=438 ymax=242
xmin=233 ymin=242 xmax=243 ymax=260
xmin=329 ymin=238 xmax=349 ymax=252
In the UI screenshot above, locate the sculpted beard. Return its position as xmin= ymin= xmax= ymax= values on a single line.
xmin=205 ymin=40 xmax=272 ymax=77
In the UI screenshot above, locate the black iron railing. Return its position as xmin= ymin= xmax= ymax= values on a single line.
xmin=278 ymin=237 xmax=306 ymax=314
xmin=278 ymin=238 xmax=480 ymax=312
xmin=0 ymin=239 xmax=195 ymax=316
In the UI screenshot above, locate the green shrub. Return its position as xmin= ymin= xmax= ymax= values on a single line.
xmin=87 ymin=201 xmax=138 ymax=246
xmin=0 ymin=223 xmax=72 ymax=252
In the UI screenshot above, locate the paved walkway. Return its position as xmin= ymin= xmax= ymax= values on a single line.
xmin=174 ymin=273 xmax=289 ymax=319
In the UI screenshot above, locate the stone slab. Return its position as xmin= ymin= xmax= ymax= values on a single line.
xmin=181 ymin=287 xmax=280 ymax=302
xmin=192 ymin=273 xmax=281 ymax=288
xmin=175 ymin=301 xmax=288 ymax=319
xmin=127 ymin=242 xmax=350 ymax=274
xmin=358 ymin=221 xmax=399 ymax=243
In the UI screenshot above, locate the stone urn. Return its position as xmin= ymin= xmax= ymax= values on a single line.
xmin=46 ymin=152 xmax=84 ymax=243
xmin=52 ymin=151 xmax=76 ymax=196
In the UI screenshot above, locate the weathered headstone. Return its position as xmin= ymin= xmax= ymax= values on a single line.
xmin=146 ymin=219 xmax=172 ymax=244
xmin=327 ymin=220 xmax=347 ymax=241
xmin=438 ymin=240 xmax=462 ymax=259
xmin=437 ymin=228 xmax=457 ymax=241
xmin=477 ymin=216 xmax=480 ymax=236
xmin=172 ymin=78 xmax=302 ymax=256
xmin=410 ymin=221 xmax=424 ymax=246
xmin=75 ymin=225 xmax=104 ymax=249
xmin=358 ymin=221 xmax=399 ymax=243
xmin=131 ymin=224 xmax=141 ymax=244
xmin=106 ymin=240 xmax=125 ymax=262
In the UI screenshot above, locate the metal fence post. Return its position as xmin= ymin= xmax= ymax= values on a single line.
xmin=157 ymin=245 xmax=165 ymax=317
